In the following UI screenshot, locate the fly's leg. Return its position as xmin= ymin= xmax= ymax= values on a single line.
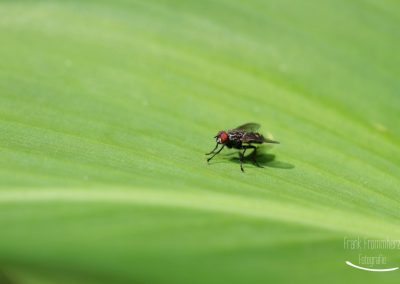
xmin=205 ymin=143 xmax=219 ymax=155
xmin=248 ymin=145 xmax=262 ymax=167
xmin=239 ymin=147 xmax=248 ymax=172
xmin=207 ymin=145 xmax=225 ymax=163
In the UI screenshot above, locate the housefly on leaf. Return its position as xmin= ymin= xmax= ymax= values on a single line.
xmin=206 ymin=123 xmax=279 ymax=172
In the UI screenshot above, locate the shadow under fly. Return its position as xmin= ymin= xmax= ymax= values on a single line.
xmin=228 ymin=150 xmax=295 ymax=170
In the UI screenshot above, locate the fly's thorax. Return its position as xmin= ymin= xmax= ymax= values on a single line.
xmin=228 ymin=130 xmax=245 ymax=142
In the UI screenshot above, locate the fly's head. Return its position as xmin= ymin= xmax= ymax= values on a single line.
xmin=215 ymin=131 xmax=229 ymax=144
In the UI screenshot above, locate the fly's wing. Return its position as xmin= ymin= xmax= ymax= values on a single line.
xmin=263 ymin=136 xmax=280 ymax=144
xmin=242 ymin=133 xmax=280 ymax=144
xmin=241 ymin=132 xmax=265 ymax=144
xmin=233 ymin=122 xmax=261 ymax=132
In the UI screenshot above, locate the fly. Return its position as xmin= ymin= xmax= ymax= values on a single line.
xmin=206 ymin=123 xmax=279 ymax=172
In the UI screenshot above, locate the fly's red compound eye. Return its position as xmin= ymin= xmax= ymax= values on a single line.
xmin=219 ymin=131 xmax=229 ymax=144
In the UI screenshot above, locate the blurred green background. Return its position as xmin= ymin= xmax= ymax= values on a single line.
xmin=0 ymin=0 xmax=399 ymax=283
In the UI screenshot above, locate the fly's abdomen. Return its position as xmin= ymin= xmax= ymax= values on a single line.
xmin=242 ymin=132 xmax=265 ymax=144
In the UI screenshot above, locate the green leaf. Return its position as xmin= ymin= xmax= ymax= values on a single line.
xmin=0 ymin=0 xmax=399 ymax=283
